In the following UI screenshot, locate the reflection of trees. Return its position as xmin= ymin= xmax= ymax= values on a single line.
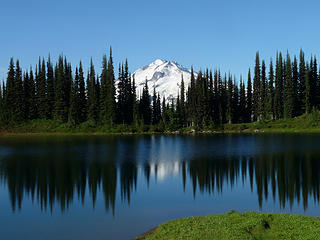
xmin=2 ymin=135 xmax=320 ymax=213
xmin=0 ymin=150 xmax=117 ymax=213
xmin=187 ymin=151 xmax=320 ymax=209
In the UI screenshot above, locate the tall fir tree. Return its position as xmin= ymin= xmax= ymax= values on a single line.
xmin=292 ymin=55 xmax=299 ymax=116
xmin=274 ymin=52 xmax=284 ymax=119
xmin=239 ymin=76 xmax=246 ymax=123
xmin=298 ymin=49 xmax=306 ymax=114
xmin=246 ymin=68 xmax=252 ymax=122
xmin=13 ymin=60 xmax=24 ymax=122
xmin=47 ymin=55 xmax=55 ymax=119
xmin=266 ymin=59 xmax=274 ymax=119
xmin=259 ymin=60 xmax=267 ymax=120
xmin=180 ymin=74 xmax=186 ymax=127
xmin=284 ymin=52 xmax=294 ymax=118
xmin=106 ymin=48 xmax=116 ymax=125
xmin=253 ymin=52 xmax=261 ymax=121
xmin=78 ymin=61 xmax=87 ymax=122
xmin=87 ymin=59 xmax=98 ymax=123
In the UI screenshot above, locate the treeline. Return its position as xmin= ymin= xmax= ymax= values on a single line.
xmin=0 ymin=49 xmax=319 ymax=130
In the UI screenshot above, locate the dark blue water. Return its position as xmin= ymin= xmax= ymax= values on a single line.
xmin=1 ymin=134 xmax=320 ymax=240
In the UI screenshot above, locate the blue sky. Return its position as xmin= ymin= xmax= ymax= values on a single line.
xmin=0 ymin=0 xmax=319 ymax=81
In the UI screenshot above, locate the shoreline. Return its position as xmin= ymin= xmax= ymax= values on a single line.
xmin=135 ymin=211 xmax=320 ymax=240
xmin=1 ymin=128 xmax=320 ymax=136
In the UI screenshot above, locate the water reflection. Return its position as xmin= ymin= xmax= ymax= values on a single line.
xmin=0 ymin=135 xmax=320 ymax=214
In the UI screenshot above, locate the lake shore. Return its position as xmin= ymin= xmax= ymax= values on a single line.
xmin=135 ymin=211 xmax=320 ymax=240
xmin=1 ymin=112 xmax=320 ymax=136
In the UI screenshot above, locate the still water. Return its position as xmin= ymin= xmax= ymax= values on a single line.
xmin=0 ymin=134 xmax=320 ymax=239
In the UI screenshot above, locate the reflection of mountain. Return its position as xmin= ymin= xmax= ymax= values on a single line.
xmin=1 ymin=136 xmax=320 ymax=214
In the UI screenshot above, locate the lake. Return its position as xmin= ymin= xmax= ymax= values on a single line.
xmin=1 ymin=134 xmax=320 ymax=240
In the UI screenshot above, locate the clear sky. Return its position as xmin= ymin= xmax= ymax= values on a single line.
xmin=0 ymin=0 xmax=319 ymax=81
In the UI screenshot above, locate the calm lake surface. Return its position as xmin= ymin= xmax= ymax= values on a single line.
xmin=1 ymin=134 xmax=320 ymax=239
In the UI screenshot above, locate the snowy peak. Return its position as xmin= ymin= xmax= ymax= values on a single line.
xmin=133 ymin=59 xmax=194 ymax=100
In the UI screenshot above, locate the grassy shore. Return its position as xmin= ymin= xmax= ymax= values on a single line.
xmin=136 ymin=211 xmax=320 ymax=240
xmin=1 ymin=110 xmax=320 ymax=135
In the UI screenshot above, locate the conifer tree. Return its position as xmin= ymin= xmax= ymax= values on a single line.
xmin=13 ymin=60 xmax=24 ymax=122
xmin=246 ymin=68 xmax=252 ymax=122
xmin=274 ymin=52 xmax=283 ymax=119
xmin=180 ymin=75 xmax=186 ymax=127
xmin=292 ymin=56 xmax=299 ymax=116
xmin=284 ymin=52 xmax=294 ymax=118
xmin=239 ymin=76 xmax=246 ymax=123
xmin=87 ymin=59 xmax=98 ymax=123
xmin=226 ymin=74 xmax=233 ymax=124
xmin=213 ymin=70 xmax=219 ymax=124
xmin=78 ymin=61 xmax=87 ymax=122
xmin=100 ymin=54 xmax=108 ymax=123
xmin=140 ymin=79 xmax=151 ymax=125
xmin=47 ymin=55 xmax=55 ymax=119
xmin=106 ymin=47 xmax=116 ymax=125
xmin=298 ymin=50 xmax=306 ymax=114
xmin=152 ymin=87 xmax=159 ymax=125
xmin=266 ymin=59 xmax=274 ymax=119
xmin=54 ymin=56 xmax=68 ymax=122
xmin=68 ymin=67 xmax=81 ymax=125
xmin=304 ymin=64 xmax=311 ymax=113
xmin=4 ymin=58 xmax=15 ymax=121
xmin=253 ymin=52 xmax=261 ymax=121
xmin=232 ymin=78 xmax=239 ymax=123
xmin=259 ymin=60 xmax=267 ymax=120
xmin=132 ymin=75 xmax=138 ymax=126
xmin=37 ymin=58 xmax=47 ymax=119
xmin=29 ymin=67 xmax=37 ymax=119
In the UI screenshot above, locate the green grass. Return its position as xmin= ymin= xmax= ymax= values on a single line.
xmin=136 ymin=211 xmax=320 ymax=240
xmin=2 ymin=110 xmax=320 ymax=135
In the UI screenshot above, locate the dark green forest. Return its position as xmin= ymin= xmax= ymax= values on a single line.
xmin=1 ymin=48 xmax=319 ymax=131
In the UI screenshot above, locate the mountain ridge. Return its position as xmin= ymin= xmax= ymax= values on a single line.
xmin=132 ymin=59 xmax=195 ymax=100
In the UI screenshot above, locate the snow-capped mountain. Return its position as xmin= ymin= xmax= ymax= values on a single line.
xmin=132 ymin=59 xmax=194 ymax=101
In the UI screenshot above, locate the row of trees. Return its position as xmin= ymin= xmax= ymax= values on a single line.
xmin=1 ymin=49 xmax=319 ymax=129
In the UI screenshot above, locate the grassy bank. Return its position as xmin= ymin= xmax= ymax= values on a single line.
xmin=136 ymin=211 xmax=320 ymax=240
xmin=1 ymin=110 xmax=320 ymax=135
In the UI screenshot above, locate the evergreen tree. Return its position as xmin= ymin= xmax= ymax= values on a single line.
xmin=259 ymin=60 xmax=267 ymax=120
xmin=4 ymin=58 xmax=15 ymax=121
xmin=292 ymin=55 xmax=299 ymax=116
xmin=213 ymin=70 xmax=220 ymax=124
xmin=274 ymin=52 xmax=284 ymax=119
xmin=140 ymin=79 xmax=151 ymax=125
xmin=253 ymin=52 xmax=261 ymax=121
xmin=180 ymin=74 xmax=186 ymax=127
xmin=232 ymin=78 xmax=239 ymax=123
xmin=284 ymin=52 xmax=294 ymax=118
xmin=68 ymin=67 xmax=81 ymax=125
xmin=298 ymin=50 xmax=306 ymax=114
xmin=239 ymin=76 xmax=246 ymax=123
xmin=100 ymin=54 xmax=108 ymax=123
xmin=226 ymin=74 xmax=233 ymax=123
xmin=28 ymin=67 xmax=37 ymax=119
xmin=36 ymin=58 xmax=47 ymax=119
xmin=87 ymin=59 xmax=98 ymax=123
xmin=54 ymin=56 xmax=68 ymax=122
xmin=132 ymin=75 xmax=138 ymax=126
xmin=266 ymin=59 xmax=274 ymax=119
xmin=152 ymin=87 xmax=160 ymax=125
xmin=47 ymin=55 xmax=55 ymax=119
xmin=106 ymin=47 xmax=116 ymax=125
xmin=246 ymin=68 xmax=252 ymax=122
xmin=13 ymin=60 xmax=24 ymax=122
xmin=78 ymin=61 xmax=87 ymax=122
xmin=304 ymin=64 xmax=311 ymax=113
